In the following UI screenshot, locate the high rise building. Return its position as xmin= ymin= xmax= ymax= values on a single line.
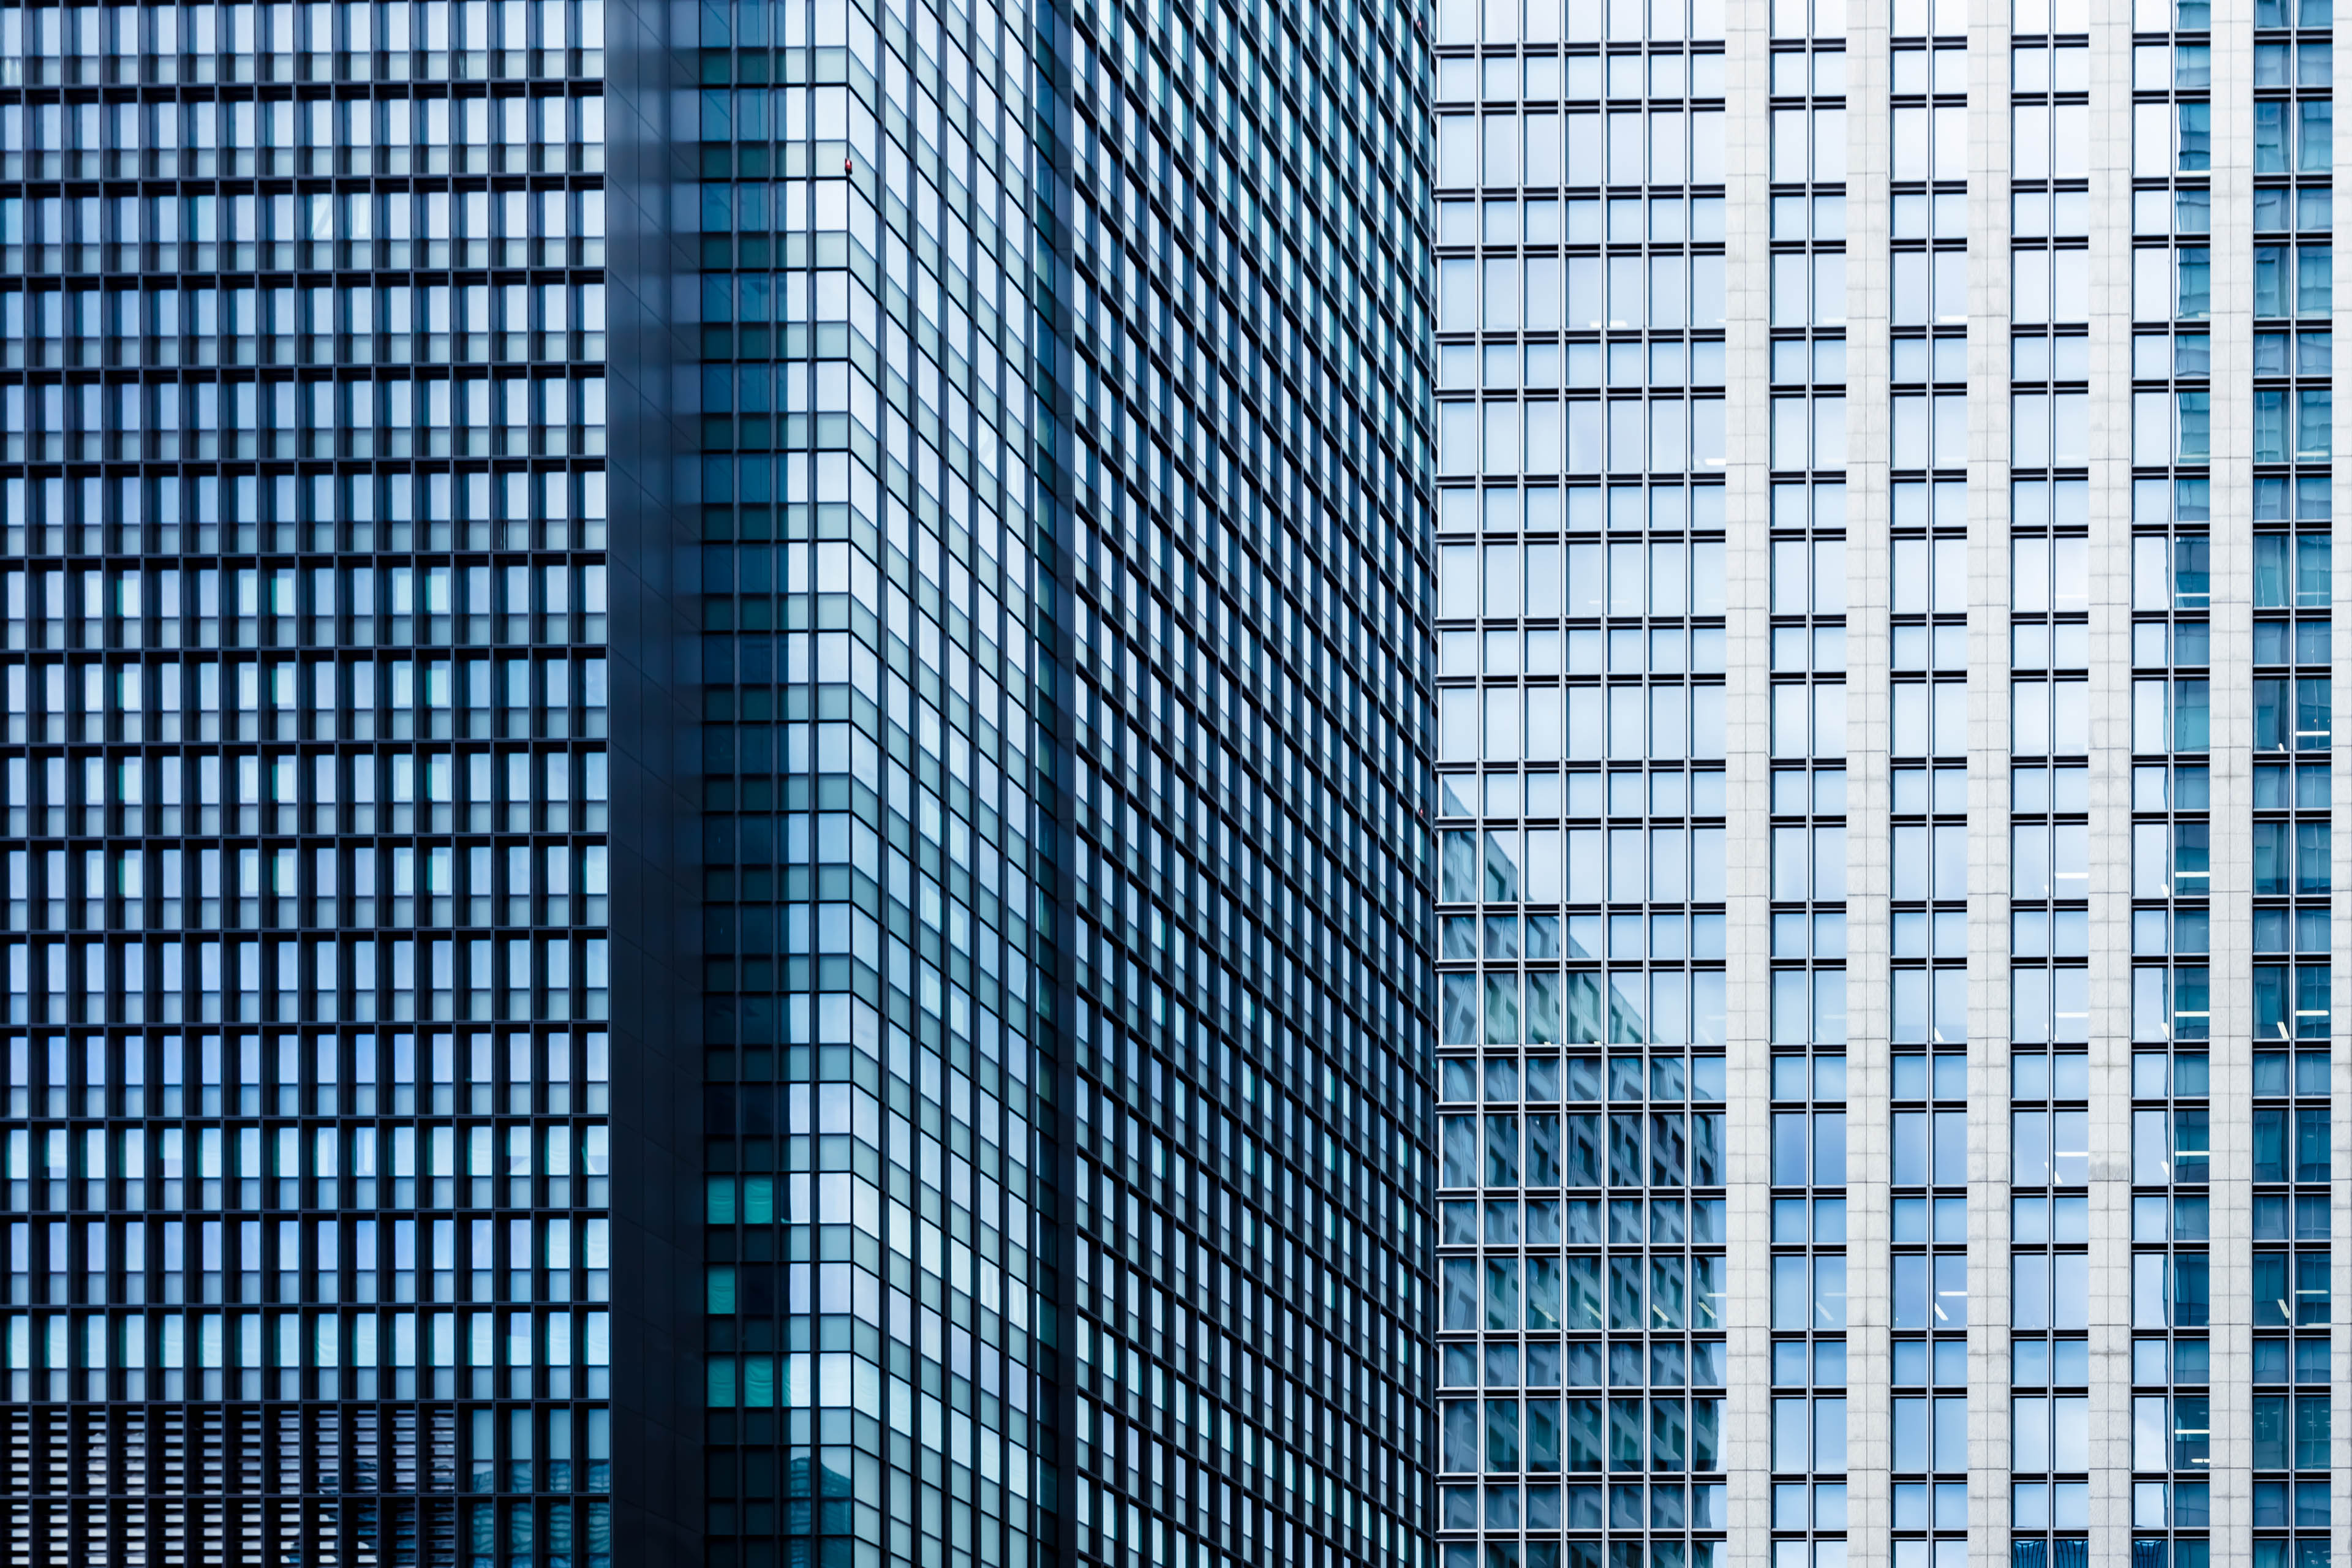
xmin=0 ymin=0 xmax=1431 ymax=1564
xmin=1434 ymin=7 xmax=2347 ymax=1568
xmin=14 ymin=0 xmax=2351 ymax=1566
xmin=1430 ymin=15 xmax=1735 ymax=1568
xmin=685 ymin=0 xmax=1434 ymax=1558
xmin=0 ymin=4 xmax=623 ymax=1562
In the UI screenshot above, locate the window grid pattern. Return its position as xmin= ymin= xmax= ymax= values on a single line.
xmin=2008 ymin=486 xmax=2089 ymax=1049
xmin=1887 ymin=1054 xmax=1964 ymax=1568
xmin=2127 ymin=511 xmax=2210 ymax=1042
xmin=1898 ymin=23 xmax=1991 ymax=1568
xmin=2247 ymin=548 xmax=2331 ymax=1028
xmin=1766 ymin=484 xmax=1849 ymax=1049
xmin=1050 ymin=0 xmax=1435 ymax=1560
xmin=0 ymin=1 xmax=612 ymax=1561
xmin=2127 ymin=1047 xmax=2212 ymax=1567
xmin=691 ymin=0 xmax=1044 ymax=1566
xmin=0 ymin=1 xmax=608 ymax=87
xmin=2245 ymin=1047 xmax=2333 ymax=1568
xmin=1885 ymin=494 xmax=1964 ymax=1063
xmin=2007 ymin=1048 xmax=2089 ymax=1568
xmin=1437 ymin=2 xmax=1730 ymax=1567
xmin=697 ymin=2 xmax=1435 ymax=1568
xmin=1765 ymin=21 xmax=1844 ymax=1568
xmin=2244 ymin=6 xmax=2334 ymax=1567
xmin=1765 ymin=0 xmax=1851 ymax=1087
xmin=2119 ymin=18 xmax=2214 ymax=1568
xmin=1766 ymin=0 xmax=1850 ymax=1071
xmin=1767 ymin=1052 xmax=1847 ymax=1568
xmin=2125 ymin=0 xmax=2216 ymax=1074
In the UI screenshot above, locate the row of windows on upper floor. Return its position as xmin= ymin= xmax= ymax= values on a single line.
xmin=1744 ymin=104 xmax=2336 ymax=190
xmin=1433 ymin=249 xmax=2317 ymax=345
xmin=1768 ymin=190 xmax=2092 ymax=244
xmin=1442 ymin=628 xmax=1728 ymax=683
xmin=1438 ymin=1253 xmax=1728 ymax=1345
xmin=1438 ymin=534 xmax=2318 ymax=628
xmin=1439 ymin=1053 xmax=1724 ymax=1107
xmin=11 ymin=867 xmax=601 ymax=949
xmin=1438 ymin=398 xmax=1729 ymax=480
xmin=1438 ymin=481 xmax=1728 ymax=540
xmin=0 ymin=192 xmax=607 ymax=260
xmin=2131 ymin=905 xmax=2331 ymax=964
xmin=8 ymin=318 xmax=603 ymax=376
xmin=1755 ymin=328 xmax=2336 ymax=392
xmin=1437 ymin=771 xmax=1725 ymax=829
xmin=1 ymin=1310 xmax=616 ymax=1417
xmin=1439 ymin=341 xmax=1727 ymax=399
xmin=2131 ymin=616 xmax=2337 ymax=671
xmin=1438 ymin=1493 xmax=1724 ymax=1559
xmin=0 ymin=521 xmax=600 ymax=568
xmin=0 ymin=747 xmax=610 ymax=836
xmin=1757 ymin=763 xmax=2079 ymax=819
xmin=1439 ymin=687 xmax=1727 ymax=770
xmin=10 ymin=1154 xmax=612 ymax=1224
xmin=0 ymin=92 xmax=603 ymax=165
xmin=2132 ymin=532 xmax=2329 ymax=610
xmin=2 ymin=561 xmax=606 ymax=649
xmin=1 ymin=931 xmax=616 ymax=1026
xmin=0 ymin=657 xmax=612 ymax=744
xmin=1767 ymin=40 xmax=2196 ymax=105
xmin=1439 ymin=1108 xmax=1725 ymax=1193
xmin=1441 ymin=0 xmax=2194 ymax=47
xmin=1436 ymin=42 xmax=2179 ymax=105
xmin=0 ymin=469 xmax=609 ymax=557
xmin=1436 ymin=50 xmax=1725 ymax=108
xmin=6 ymin=1028 xmax=608 ymax=1118
xmin=1770 ymin=0 xmax=2247 ymax=41
xmin=1437 ymin=111 xmax=1725 ymax=191
xmin=1439 ymin=1341 xmax=1729 ymax=1404
xmin=1438 ymin=195 xmax=1725 ymax=249
xmin=7 ymin=43 xmax=597 ymax=92
xmin=0 ymin=0 xmax=606 ymax=66
xmin=2247 ymin=41 xmax=2343 ymax=94
xmin=2121 ymin=183 xmax=2335 ymax=245
xmin=5 ymin=362 xmax=611 ymax=422
xmin=2124 ymin=963 xmax=2332 ymax=1044
xmin=1434 ymin=0 xmax=1726 ymax=48
xmin=1752 ymin=819 xmax=2329 ymax=909
xmin=2 ymin=843 xmax=611 ymax=933
xmin=1439 ymin=540 xmax=1723 ymax=620
xmin=1782 ymin=40 xmax=2335 ymax=102
xmin=1760 ymin=388 xmax=2336 ymax=477
xmin=1758 ymin=617 xmax=2324 ymax=685
xmin=1441 ymin=827 xmax=1727 ymax=907
xmin=1776 ymin=902 xmax=2324 ymax=966
xmin=1704 ymin=671 xmax=2332 ymax=761
xmin=0 ymin=374 xmax=608 ymax=464
xmin=1790 ymin=191 xmax=2329 ymax=255
xmin=1442 ymin=968 xmax=1727 ymax=1049
xmin=1444 ymin=911 xmax=1721 ymax=970
xmin=1755 ymin=245 xmax=2335 ymax=334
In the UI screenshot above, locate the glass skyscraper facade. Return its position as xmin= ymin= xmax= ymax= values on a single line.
xmin=1436 ymin=9 xmax=2352 ymax=1568
xmin=1431 ymin=15 xmax=1733 ymax=1568
xmin=17 ymin=0 xmax=2352 ymax=1566
xmin=0 ymin=0 xmax=1426 ymax=1557
xmin=1022 ymin=6 xmax=1433 ymax=1568
xmin=0 ymin=2 xmax=620 ymax=1562
xmin=687 ymin=0 xmax=1433 ymax=1560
